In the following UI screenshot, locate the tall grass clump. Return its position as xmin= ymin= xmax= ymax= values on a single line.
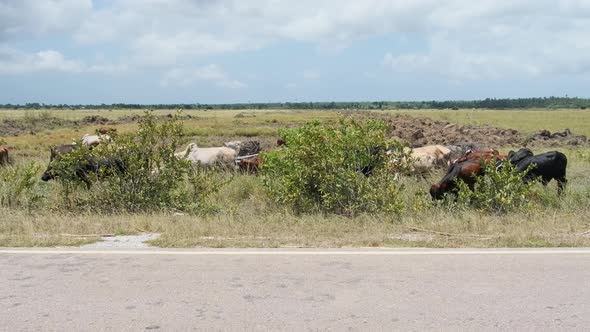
xmin=261 ymin=117 xmax=406 ymax=216
xmin=0 ymin=162 xmax=46 ymax=212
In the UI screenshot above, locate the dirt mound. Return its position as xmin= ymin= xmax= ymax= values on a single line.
xmin=80 ymin=115 xmax=113 ymax=125
xmin=525 ymin=128 xmax=587 ymax=146
xmin=383 ymin=114 xmax=587 ymax=147
xmin=0 ymin=116 xmax=72 ymax=136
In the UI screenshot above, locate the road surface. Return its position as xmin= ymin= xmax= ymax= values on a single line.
xmin=1 ymin=248 xmax=590 ymax=331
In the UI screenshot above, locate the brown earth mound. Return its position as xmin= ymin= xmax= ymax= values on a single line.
xmin=0 ymin=113 xmax=195 ymax=136
xmin=526 ymin=128 xmax=587 ymax=146
xmin=383 ymin=114 xmax=587 ymax=147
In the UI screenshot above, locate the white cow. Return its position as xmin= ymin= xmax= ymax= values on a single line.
xmin=388 ymin=144 xmax=451 ymax=175
xmin=176 ymin=143 xmax=237 ymax=167
xmin=81 ymin=134 xmax=111 ymax=147
xmin=224 ymin=140 xmax=242 ymax=151
xmin=404 ymin=145 xmax=451 ymax=168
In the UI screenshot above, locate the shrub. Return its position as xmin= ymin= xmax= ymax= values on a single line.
xmin=261 ymin=118 xmax=405 ymax=216
xmin=455 ymin=160 xmax=533 ymax=213
xmin=0 ymin=162 xmax=45 ymax=212
xmin=53 ymin=111 xmax=221 ymax=213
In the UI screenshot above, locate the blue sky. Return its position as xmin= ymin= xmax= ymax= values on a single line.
xmin=1 ymin=0 xmax=589 ymax=104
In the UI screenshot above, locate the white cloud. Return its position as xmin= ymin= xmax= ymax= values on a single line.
xmin=3 ymin=0 xmax=590 ymax=81
xmin=0 ymin=47 xmax=83 ymax=74
xmin=302 ymin=70 xmax=320 ymax=80
xmin=131 ymin=32 xmax=247 ymax=66
xmin=160 ymin=65 xmax=246 ymax=89
xmin=0 ymin=0 xmax=92 ymax=40
xmin=0 ymin=46 xmax=127 ymax=75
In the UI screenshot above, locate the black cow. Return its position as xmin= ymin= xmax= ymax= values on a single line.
xmin=41 ymin=144 xmax=125 ymax=188
xmin=507 ymin=148 xmax=567 ymax=194
xmin=358 ymin=145 xmax=388 ymax=176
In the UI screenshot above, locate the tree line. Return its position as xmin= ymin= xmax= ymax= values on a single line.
xmin=1 ymin=97 xmax=589 ymax=110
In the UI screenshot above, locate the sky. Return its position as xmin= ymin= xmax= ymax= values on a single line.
xmin=1 ymin=0 xmax=590 ymax=104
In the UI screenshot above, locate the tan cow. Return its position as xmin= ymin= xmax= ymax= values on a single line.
xmin=389 ymin=144 xmax=451 ymax=175
xmin=175 ymin=143 xmax=237 ymax=168
xmin=405 ymin=145 xmax=451 ymax=168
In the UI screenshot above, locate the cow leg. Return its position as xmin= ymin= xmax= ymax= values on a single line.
xmin=76 ymin=170 xmax=92 ymax=189
xmin=557 ymin=177 xmax=567 ymax=196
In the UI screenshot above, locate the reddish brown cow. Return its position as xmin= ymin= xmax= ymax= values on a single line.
xmin=237 ymin=155 xmax=262 ymax=174
xmin=433 ymin=150 xmax=507 ymax=199
xmin=451 ymin=149 xmax=505 ymax=166
xmin=98 ymin=127 xmax=117 ymax=135
xmin=0 ymin=146 xmax=8 ymax=166
xmin=431 ymin=160 xmax=483 ymax=200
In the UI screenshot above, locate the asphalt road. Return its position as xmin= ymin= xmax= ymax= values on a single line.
xmin=2 ymin=248 xmax=590 ymax=331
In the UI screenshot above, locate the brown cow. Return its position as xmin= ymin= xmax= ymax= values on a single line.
xmin=98 ymin=127 xmax=117 ymax=135
xmin=430 ymin=160 xmax=483 ymax=200
xmin=236 ymin=155 xmax=262 ymax=174
xmin=451 ymin=149 xmax=506 ymax=167
xmin=432 ymin=150 xmax=507 ymax=199
xmin=0 ymin=146 xmax=9 ymax=166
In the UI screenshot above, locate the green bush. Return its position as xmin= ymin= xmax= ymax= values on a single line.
xmin=261 ymin=118 xmax=405 ymax=216
xmin=0 ymin=162 xmax=45 ymax=212
xmin=53 ymin=111 xmax=221 ymax=213
xmin=456 ymin=160 xmax=533 ymax=213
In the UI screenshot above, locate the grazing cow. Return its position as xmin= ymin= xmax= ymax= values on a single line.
xmin=81 ymin=134 xmax=111 ymax=147
xmin=446 ymin=143 xmax=484 ymax=161
xmin=41 ymin=144 xmax=125 ymax=188
xmin=0 ymin=146 xmax=9 ymax=166
xmin=410 ymin=145 xmax=452 ymax=167
xmin=175 ymin=143 xmax=237 ymax=168
xmin=358 ymin=146 xmax=388 ymax=176
xmin=224 ymin=140 xmax=262 ymax=157
xmin=430 ymin=160 xmax=484 ymax=200
xmin=431 ymin=150 xmax=508 ymax=199
xmin=236 ymin=155 xmax=262 ymax=174
xmin=389 ymin=145 xmax=451 ymax=175
xmin=507 ymin=148 xmax=567 ymax=194
xmin=98 ymin=127 xmax=117 ymax=135
xmin=451 ymin=149 xmax=505 ymax=166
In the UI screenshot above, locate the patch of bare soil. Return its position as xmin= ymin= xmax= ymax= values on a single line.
xmin=382 ymin=114 xmax=587 ymax=147
xmin=525 ymin=128 xmax=587 ymax=147
xmin=0 ymin=113 xmax=196 ymax=137
xmin=0 ymin=116 xmax=73 ymax=136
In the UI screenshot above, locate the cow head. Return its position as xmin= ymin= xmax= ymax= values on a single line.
xmin=41 ymin=144 xmax=76 ymax=182
xmin=224 ymin=141 xmax=242 ymax=151
xmin=41 ymin=169 xmax=53 ymax=181
xmin=508 ymin=148 xmax=533 ymax=163
xmin=430 ymin=183 xmax=443 ymax=200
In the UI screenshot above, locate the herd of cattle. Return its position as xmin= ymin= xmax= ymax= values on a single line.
xmin=0 ymin=128 xmax=569 ymax=200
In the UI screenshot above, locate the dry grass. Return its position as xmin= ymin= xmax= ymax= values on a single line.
xmin=1 ymin=208 xmax=589 ymax=248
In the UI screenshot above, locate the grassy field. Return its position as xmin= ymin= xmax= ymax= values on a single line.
xmin=1 ymin=108 xmax=589 ymax=248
